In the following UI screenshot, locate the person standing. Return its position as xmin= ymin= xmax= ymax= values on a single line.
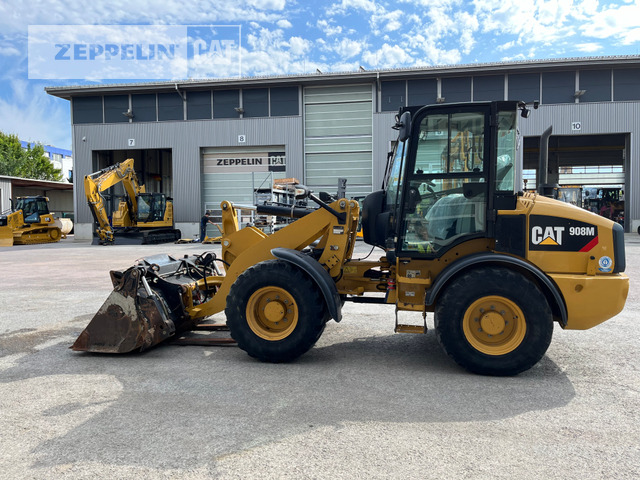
xmin=200 ymin=210 xmax=213 ymax=242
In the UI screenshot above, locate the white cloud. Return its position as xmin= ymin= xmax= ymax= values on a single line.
xmin=277 ymin=19 xmax=293 ymax=29
xmin=370 ymin=10 xmax=404 ymax=34
xmin=575 ymin=42 xmax=602 ymax=53
xmin=288 ymin=36 xmax=311 ymax=56
xmin=327 ymin=0 xmax=379 ymax=15
xmin=474 ymin=0 xmax=576 ymax=43
xmin=579 ymin=2 xmax=640 ymax=39
xmin=332 ymin=38 xmax=366 ymax=59
xmin=0 ymin=80 xmax=71 ymax=148
xmin=0 ymin=1 xmax=289 ymax=35
xmin=362 ymin=43 xmax=414 ymax=69
xmin=317 ymin=19 xmax=343 ymax=36
xmin=497 ymin=40 xmax=517 ymax=52
xmin=245 ymin=0 xmax=286 ymax=9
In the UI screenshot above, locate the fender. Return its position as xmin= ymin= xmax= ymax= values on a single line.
xmin=271 ymin=247 xmax=342 ymax=322
xmin=425 ymin=252 xmax=568 ymax=327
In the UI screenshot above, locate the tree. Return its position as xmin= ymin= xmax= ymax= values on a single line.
xmin=0 ymin=131 xmax=63 ymax=181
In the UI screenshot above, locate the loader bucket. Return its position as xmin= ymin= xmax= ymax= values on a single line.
xmin=72 ymin=264 xmax=188 ymax=353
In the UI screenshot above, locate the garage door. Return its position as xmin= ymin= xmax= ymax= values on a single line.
xmin=304 ymin=84 xmax=373 ymax=198
xmin=202 ymin=146 xmax=287 ymax=221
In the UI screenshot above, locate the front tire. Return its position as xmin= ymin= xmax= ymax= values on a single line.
xmin=435 ymin=267 xmax=553 ymax=376
xmin=225 ymin=260 xmax=327 ymax=363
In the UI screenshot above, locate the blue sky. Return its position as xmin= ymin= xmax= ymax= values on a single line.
xmin=1 ymin=0 xmax=639 ymax=150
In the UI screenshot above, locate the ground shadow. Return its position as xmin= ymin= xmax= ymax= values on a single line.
xmin=0 ymin=321 xmax=575 ymax=474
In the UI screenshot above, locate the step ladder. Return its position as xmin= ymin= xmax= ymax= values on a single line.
xmin=394 ymin=309 xmax=427 ymax=334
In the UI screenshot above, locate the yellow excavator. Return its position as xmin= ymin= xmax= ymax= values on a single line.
xmin=85 ymin=158 xmax=181 ymax=245
xmin=72 ymin=101 xmax=628 ymax=375
xmin=0 ymin=196 xmax=63 ymax=246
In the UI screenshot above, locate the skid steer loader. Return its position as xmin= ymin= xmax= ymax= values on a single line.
xmin=72 ymin=100 xmax=628 ymax=375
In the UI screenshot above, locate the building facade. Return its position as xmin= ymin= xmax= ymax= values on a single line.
xmin=20 ymin=141 xmax=74 ymax=183
xmin=46 ymin=55 xmax=640 ymax=240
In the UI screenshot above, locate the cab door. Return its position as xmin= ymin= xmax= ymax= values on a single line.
xmin=397 ymin=105 xmax=491 ymax=256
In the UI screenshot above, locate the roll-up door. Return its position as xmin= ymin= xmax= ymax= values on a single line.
xmin=201 ymin=146 xmax=287 ymax=223
xmin=304 ymin=85 xmax=373 ymax=198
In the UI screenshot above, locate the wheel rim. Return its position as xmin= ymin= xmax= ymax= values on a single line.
xmin=246 ymin=286 xmax=298 ymax=341
xmin=462 ymin=295 xmax=526 ymax=356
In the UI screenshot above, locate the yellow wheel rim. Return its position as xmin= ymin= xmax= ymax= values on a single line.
xmin=246 ymin=286 xmax=298 ymax=341
xmin=462 ymin=295 xmax=526 ymax=356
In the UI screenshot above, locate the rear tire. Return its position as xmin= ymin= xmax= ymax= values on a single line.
xmin=435 ymin=267 xmax=553 ymax=376
xmin=225 ymin=260 xmax=327 ymax=362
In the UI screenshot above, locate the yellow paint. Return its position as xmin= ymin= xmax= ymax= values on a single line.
xmin=462 ymin=295 xmax=527 ymax=356
xmin=246 ymin=286 xmax=298 ymax=341
xmin=551 ymin=273 xmax=629 ymax=329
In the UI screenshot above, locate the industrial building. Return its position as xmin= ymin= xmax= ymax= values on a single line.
xmin=46 ymin=55 xmax=640 ymax=240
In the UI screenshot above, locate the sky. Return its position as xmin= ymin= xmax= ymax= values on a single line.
xmin=0 ymin=0 xmax=639 ymax=150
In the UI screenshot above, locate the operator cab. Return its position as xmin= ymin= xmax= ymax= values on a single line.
xmin=14 ymin=196 xmax=51 ymax=223
xmin=136 ymin=193 xmax=167 ymax=223
xmin=362 ymin=101 xmax=529 ymax=257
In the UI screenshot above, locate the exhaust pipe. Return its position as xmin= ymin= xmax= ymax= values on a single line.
xmin=537 ymin=126 xmax=557 ymax=198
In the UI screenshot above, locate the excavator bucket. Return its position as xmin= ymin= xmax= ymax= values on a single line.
xmin=72 ymin=255 xmax=204 ymax=353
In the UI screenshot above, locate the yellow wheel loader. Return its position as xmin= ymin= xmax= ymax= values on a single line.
xmin=72 ymin=101 xmax=629 ymax=375
xmin=0 ymin=196 xmax=63 ymax=246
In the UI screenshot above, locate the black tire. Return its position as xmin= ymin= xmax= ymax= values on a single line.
xmin=225 ymin=260 xmax=327 ymax=363
xmin=435 ymin=267 xmax=553 ymax=376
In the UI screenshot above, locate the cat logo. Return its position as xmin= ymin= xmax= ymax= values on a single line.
xmin=529 ymin=215 xmax=598 ymax=252
xmin=531 ymin=226 xmax=565 ymax=246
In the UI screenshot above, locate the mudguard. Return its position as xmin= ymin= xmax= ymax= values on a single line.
xmin=271 ymin=247 xmax=343 ymax=322
xmin=425 ymin=252 xmax=568 ymax=327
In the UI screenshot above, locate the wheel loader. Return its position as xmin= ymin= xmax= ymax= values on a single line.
xmin=0 ymin=196 xmax=63 ymax=246
xmin=72 ymin=100 xmax=629 ymax=375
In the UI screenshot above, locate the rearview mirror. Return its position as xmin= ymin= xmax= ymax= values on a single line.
xmin=396 ymin=111 xmax=412 ymax=142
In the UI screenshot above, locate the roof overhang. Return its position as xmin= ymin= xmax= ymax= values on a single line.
xmin=45 ymin=55 xmax=640 ymax=100
xmin=1 ymin=176 xmax=73 ymax=191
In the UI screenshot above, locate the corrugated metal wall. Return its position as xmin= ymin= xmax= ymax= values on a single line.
xmin=0 ymin=178 xmax=11 ymax=213
xmin=201 ymin=145 xmax=288 ymax=212
xmin=304 ymin=84 xmax=373 ymax=198
xmin=72 ymin=117 xmax=303 ymax=224
xmin=373 ymin=112 xmax=397 ymax=190
xmin=519 ymin=102 xmax=638 ymax=223
xmin=71 ymin=97 xmax=640 ymax=231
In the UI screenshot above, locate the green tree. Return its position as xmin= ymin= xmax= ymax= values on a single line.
xmin=0 ymin=131 xmax=63 ymax=181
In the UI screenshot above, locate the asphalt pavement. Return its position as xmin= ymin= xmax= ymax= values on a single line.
xmin=0 ymin=237 xmax=638 ymax=479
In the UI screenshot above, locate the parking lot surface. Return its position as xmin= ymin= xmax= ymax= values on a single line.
xmin=1 ymin=237 xmax=639 ymax=479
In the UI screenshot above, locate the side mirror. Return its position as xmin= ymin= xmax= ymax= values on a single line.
xmin=394 ymin=111 xmax=412 ymax=142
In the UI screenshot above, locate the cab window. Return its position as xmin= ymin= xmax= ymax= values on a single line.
xmin=401 ymin=110 xmax=487 ymax=254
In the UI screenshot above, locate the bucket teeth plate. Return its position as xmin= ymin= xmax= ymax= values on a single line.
xmin=71 ymin=267 xmax=175 ymax=353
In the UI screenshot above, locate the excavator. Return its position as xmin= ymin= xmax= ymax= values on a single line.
xmin=0 ymin=196 xmax=64 ymax=246
xmin=85 ymin=158 xmax=181 ymax=245
xmin=72 ymin=101 xmax=628 ymax=376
